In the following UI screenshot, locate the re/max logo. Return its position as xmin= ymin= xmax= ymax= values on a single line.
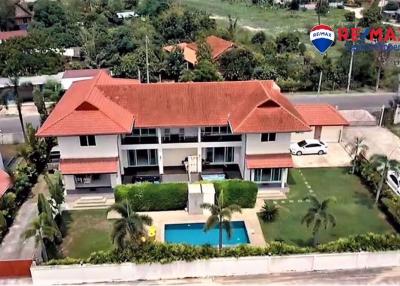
xmin=337 ymin=27 xmax=400 ymax=42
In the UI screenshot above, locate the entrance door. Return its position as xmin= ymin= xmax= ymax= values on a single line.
xmin=314 ymin=126 xmax=322 ymax=140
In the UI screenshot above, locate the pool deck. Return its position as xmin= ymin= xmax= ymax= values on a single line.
xmin=108 ymin=200 xmax=266 ymax=247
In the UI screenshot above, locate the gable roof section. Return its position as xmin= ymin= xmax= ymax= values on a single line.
xmin=163 ymin=36 xmax=235 ymax=65
xmin=0 ymin=30 xmax=27 ymax=41
xmin=38 ymin=72 xmax=311 ymax=136
xmin=295 ymin=104 xmax=349 ymax=126
xmin=37 ymin=71 xmax=135 ymax=137
xmin=62 ymin=69 xmax=104 ymax=79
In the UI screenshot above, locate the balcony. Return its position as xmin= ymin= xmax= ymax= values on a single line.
xmin=201 ymin=134 xmax=242 ymax=142
xmin=121 ymin=136 xmax=158 ymax=145
xmin=161 ymin=135 xmax=198 ymax=144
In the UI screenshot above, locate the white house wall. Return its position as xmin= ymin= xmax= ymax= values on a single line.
xmin=58 ymin=135 xmax=119 ymax=159
xmin=63 ymin=175 xmax=76 ymax=190
xmin=163 ymin=148 xmax=197 ymax=166
xmin=245 ymin=133 xmax=291 ymax=155
xmin=291 ymin=127 xmax=315 ymax=142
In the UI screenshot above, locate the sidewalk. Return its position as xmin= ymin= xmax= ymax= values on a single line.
xmin=0 ymin=103 xmax=40 ymax=117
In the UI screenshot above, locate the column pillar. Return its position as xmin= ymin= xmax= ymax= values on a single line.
xmin=158 ymin=147 xmax=164 ymax=174
xmin=281 ymin=168 xmax=288 ymax=189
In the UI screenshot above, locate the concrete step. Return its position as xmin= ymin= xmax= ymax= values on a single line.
xmin=257 ymin=191 xmax=287 ymax=200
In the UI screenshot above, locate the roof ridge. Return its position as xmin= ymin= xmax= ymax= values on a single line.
xmin=259 ymin=81 xmax=310 ymax=130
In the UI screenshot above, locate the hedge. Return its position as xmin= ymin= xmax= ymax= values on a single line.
xmin=46 ymin=233 xmax=400 ymax=266
xmin=213 ymin=180 xmax=258 ymax=208
xmin=114 ymin=183 xmax=188 ymax=211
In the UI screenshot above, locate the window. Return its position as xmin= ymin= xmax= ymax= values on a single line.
xmin=130 ymin=128 xmax=157 ymax=137
xmin=205 ymin=147 xmax=234 ymax=163
xmin=390 ymin=174 xmax=399 ymax=187
xmin=79 ymin=135 xmax=96 ymax=146
xmin=261 ymin=133 xmax=276 ymax=142
xmin=128 ymin=149 xmax=158 ymax=166
xmin=254 ymin=168 xmax=282 ymax=182
xmin=201 ymin=126 xmax=232 ymax=135
xmin=306 ymin=143 xmax=320 ymax=148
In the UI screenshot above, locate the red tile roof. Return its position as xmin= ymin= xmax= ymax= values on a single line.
xmin=0 ymin=170 xmax=12 ymax=198
xmin=0 ymin=30 xmax=27 ymax=41
xmin=37 ymin=71 xmax=310 ymax=136
xmin=246 ymin=153 xmax=294 ymax=169
xmin=62 ymin=69 xmax=105 ymax=79
xmin=163 ymin=35 xmax=235 ymax=65
xmin=60 ymin=157 xmax=118 ymax=174
xmin=295 ymin=104 xmax=349 ymax=126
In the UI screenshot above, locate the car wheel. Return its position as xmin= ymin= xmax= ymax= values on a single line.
xmin=296 ymin=151 xmax=302 ymax=156
xmin=318 ymin=150 xmax=324 ymax=155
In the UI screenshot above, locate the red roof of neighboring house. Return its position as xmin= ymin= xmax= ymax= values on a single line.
xmin=59 ymin=157 xmax=119 ymax=174
xmin=295 ymin=104 xmax=349 ymax=126
xmin=37 ymin=71 xmax=310 ymax=136
xmin=245 ymin=153 xmax=294 ymax=169
xmin=0 ymin=30 xmax=28 ymax=41
xmin=0 ymin=170 xmax=12 ymax=198
xmin=163 ymin=35 xmax=235 ymax=65
xmin=62 ymin=69 xmax=105 ymax=79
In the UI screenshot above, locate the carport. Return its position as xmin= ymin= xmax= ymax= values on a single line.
xmin=292 ymin=104 xmax=349 ymax=143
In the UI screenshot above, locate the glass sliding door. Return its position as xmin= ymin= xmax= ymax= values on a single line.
xmin=128 ymin=149 xmax=158 ymax=166
xmin=205 ymin=147 xmax=235 ymax=163
xmin=253 ymin=168 xmax=282 ymax=183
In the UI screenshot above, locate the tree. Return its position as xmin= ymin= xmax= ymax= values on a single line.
xmin=201 ymin=190 xmax=241 ymax=251
xmin=45 ymin=172 xmax=65 ymax=214
xmin=0 ymin=0 xmax=15 ymax=31
xmin=302 ymin=195 xmax=336 ymax=246
xmin=193 ymin=60 xmax=222 ymax=82
xmin=359 ymin=0 xmax=382 ymax=27
xmin=260 ymin=201 xmax=279 ymax=222
xmin=227 ymin=15 xmax=238 ymax=41
xmin=163 ymin=48 xmax=186 ymax=81
xmin=316 ymin=0 xmax=329 ymax=19
xmin=346 ymin=137 xmax=369 ymax=174
xmin=275 ymin=32 xmax=300 ymax=53
xmin=219 ymin=48 xmax=257 ymax=81
xmin=374 ymin=47 xmax=391 ymax=92
xmin=107 ymin=200 xmax=153 ymax=249
xmin=289 ymin=0 xmax=300 ymax=11
xmin=22 ymin=213 xmax=61 ymax=262
xmin=0 ymin=212 xmax=7 ymax=239
xmin=33 ymin=87 xmax=48 ymax=124
xmin=370 ymin=154 xmax=400 ymax=203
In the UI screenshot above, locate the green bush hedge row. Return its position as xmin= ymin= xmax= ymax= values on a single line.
xmin=213 ymin=180 xmax=258 ymax=208
xmin=114 ymin=183 xmax=188 ymax=211
xmin=114 ymin=179 xmax=258 ymax=211
xmin=46 ymin=233 xmax=400 ymax=266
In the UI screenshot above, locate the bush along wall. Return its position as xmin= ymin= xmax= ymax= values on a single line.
xmin=46 ymin=233 xmax=400 ymax=266
xmin=114 ymin=183 xmax=188 ymax=211
xmin=213 ymin=180 xmax=258 ymax=208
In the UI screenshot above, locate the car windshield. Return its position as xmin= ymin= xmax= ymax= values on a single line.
xmin=298 ymin=140 xmax=307 ymax=147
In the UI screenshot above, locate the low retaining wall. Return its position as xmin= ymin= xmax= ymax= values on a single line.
xmin=31 ymin=251 xmax=400 ymax=285
xmin=0 ymin=259 xmax=32 ymax=278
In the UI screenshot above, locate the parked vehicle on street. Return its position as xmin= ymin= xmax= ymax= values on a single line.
xmin=290 ymin=139 xmax=327 ymax=156
xmin=387 ymin=170 xmax=400 ymax=197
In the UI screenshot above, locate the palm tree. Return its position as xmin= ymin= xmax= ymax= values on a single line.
xmin=346 ymin=137 xmax=369 ymax=174
xmin=301 ymin=195 xmax=336 ymax=246
xmin=107 ymin=200 xmax=153 ymax=249
xmin=201 ymin=190 xmax=241 ymax=251
xmin=45 ymin=172 xmax=65 ymax=214
xmin=22 ymin=213 xmax=61 ymax=262
xmin=370 ymin=154 xmax=400 ymax=204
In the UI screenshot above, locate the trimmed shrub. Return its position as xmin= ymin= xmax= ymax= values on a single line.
xmin=114 ymin=183 xmax=188 ymax=211
xmin=213 ymin=180 xmax=258 ymax=208
xmin=46 ymin=233 xmax=400 ymax=266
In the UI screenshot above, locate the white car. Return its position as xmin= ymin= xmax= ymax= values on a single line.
xmin=290 ymin=139 xmax=327 ymax=156
xmin=386 ymin=170 xmax=400 ymax=196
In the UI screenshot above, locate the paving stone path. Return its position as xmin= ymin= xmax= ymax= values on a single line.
xmin=272 ymin=170 xmax=313 ymax=205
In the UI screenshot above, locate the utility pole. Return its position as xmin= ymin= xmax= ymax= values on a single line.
xmin=347 ymin=21 xmax=356 ymax=93
xmin=317 ymin=0 xmax=323 ymax=95
xmin=145 ymin=35 xmax=150 ymax=84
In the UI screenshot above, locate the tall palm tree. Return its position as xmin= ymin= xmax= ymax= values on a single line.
xmin=45 ymin=172 xmax=65 ymax=214
xmin=346 ymin=137 xmax=369 ymax=174
xmin=370 ymin=154 xmax=400 ymax=204
xmin=201 ymin=190 xmax=241 ymax=251
xmin=22 ymin=213 xmax=61 ymax=262
xmin=107 ymin=200 xmax=153 ymax=249
xmin=301 ymin=195 xmax=336 ymax=246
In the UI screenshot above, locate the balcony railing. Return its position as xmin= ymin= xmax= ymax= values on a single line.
xmin=121 ymin=136 xmax=158 ymax=145
xmin=201 ymin=134 xmax=242 ymax=142
xmin=162 ymin=135 xmax=198 ymax=144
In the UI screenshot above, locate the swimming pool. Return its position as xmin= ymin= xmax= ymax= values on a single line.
xmin=164 ymin=221 xmax=249 ymax=246
xmin=201 ymin=173 xmax=225 ymax=181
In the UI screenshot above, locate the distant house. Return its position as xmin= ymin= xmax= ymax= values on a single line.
xmin=0 ymin=30 xmax=28 ymax=44
xmin=163 ymin=35 xmax=235 ymax=66
xmin=13 ymin=0 xmax=32 ymax=30
xmin=116 ymin=11 xmax=138 ymax=19
xmin=61 ymin=69 xmax=108 ymax=90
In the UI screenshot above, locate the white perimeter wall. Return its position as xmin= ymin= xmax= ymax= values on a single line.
xmin=31 ymin=251 xmax=400 ymax=285
xmin=245 ymin=133 xmax=291 ymax=155
xmin=58 ymin=135 xmax=119 ymax=159
xmin=321 ymin=126 xmax=343 ymax=143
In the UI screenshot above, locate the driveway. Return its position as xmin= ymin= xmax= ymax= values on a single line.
xmin=292 ymin=143 xmax=352 ymax=168
xmin=343 ymin=126 xmax=400 ymax=161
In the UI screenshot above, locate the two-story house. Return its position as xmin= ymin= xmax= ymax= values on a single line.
xmin=37 ymin=71 xmax=313 ymax=196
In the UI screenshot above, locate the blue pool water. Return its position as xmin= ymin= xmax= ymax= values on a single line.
xmin=164 ymin=221 xmax=249 ymax=246
xmin=201 ymin=173 xmax=225 ymax=181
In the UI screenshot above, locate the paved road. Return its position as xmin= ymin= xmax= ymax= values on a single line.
xmin=0 ymin=114 xmax=40 ymax=134
xmin=3 ymin=267 xmax=400 ymax=285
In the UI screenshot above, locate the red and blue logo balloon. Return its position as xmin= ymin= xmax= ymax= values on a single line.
xmin=310 ymin=24 xmax=335 ymax=54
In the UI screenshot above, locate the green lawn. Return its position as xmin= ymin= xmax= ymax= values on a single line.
xmin=258 ymin=168 xmax=396 ymax=247
xmin=61 ymin=210 xmax=113 ymax=259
